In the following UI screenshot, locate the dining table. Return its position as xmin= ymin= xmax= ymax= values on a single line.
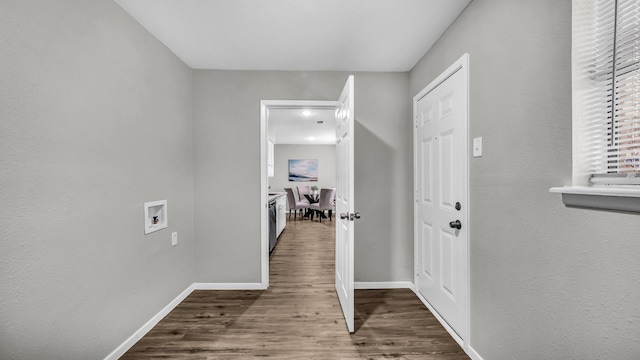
xmin=304 ymin=194 xmax=319 ymax=203
xmin=304 ymin=193 xmax=330 ymax=220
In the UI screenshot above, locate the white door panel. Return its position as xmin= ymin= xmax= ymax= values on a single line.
xmin=415 ymin=64 xmax=468 ymax=339
xmin=335 ymin=75 xmax=355 ymax=333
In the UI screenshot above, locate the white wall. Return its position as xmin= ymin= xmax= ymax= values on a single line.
xmin=410 ymin=0 xmax=640 ymax=358
xmin=269 ymin=144 xmax=336 ymax=193
xmin=193 ymin=71 xmax=412 ymax=283
xmin=0 ymin=1 xmax=195 ymax=359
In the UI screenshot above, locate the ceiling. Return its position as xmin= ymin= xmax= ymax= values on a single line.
xmin=114 ymin=0 xmax=472 ymax=72
xmin=268 ymin=108 xmax=336 ymax=145
xmin=114 ymin=0 xmax=472 ymax=144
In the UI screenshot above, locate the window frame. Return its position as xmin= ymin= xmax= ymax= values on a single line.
xmin=551 ymin=0 xmax=640 ymax=212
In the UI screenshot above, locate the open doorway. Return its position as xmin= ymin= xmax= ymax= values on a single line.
xmin=259 ymin=100 xmax=338 ymax=288
xmin=260 ymin=74 xmax=356 ymax=333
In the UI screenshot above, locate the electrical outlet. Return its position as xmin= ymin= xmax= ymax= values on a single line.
xmin=171 ymin=232 xmax=178 ymax=247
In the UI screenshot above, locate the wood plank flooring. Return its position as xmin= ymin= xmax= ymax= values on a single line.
xmin=121 ymin=216 xmax=469 ymax=359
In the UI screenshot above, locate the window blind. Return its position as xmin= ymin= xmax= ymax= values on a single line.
xmin=586 ymin=0 xmax=640 ymax=184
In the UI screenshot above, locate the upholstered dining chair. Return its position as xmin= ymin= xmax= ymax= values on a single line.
xmin=297 ymin=185 xmax=311 ymax=200
xmin=284 ymin=188 xmax=308 ymax=221
xmin=309 ymin=188 xmax=336 ymax=222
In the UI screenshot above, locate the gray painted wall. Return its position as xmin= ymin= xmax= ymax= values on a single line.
xmin=410 ymin=0 xmax=640 ymax=358
xmin=9 ymin=1 xmax=632 ymax=358
xmin=269 ymin=144 xmax=336 ymax=193
xmin=193 ymin=71 xmax=412 ymax=283
xmin=0 ymin=1 xmax=195 ymax=359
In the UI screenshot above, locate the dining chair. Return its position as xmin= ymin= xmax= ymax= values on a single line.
xmin=284 ymin=188 xmax=308 ymax=221
xmin=309 ymin=188 xmax=336 ymax=222
xmin=297 ymin=185 xmax=314 ymax=217
xmin=297 ymin=185 xmax=311 ymax=199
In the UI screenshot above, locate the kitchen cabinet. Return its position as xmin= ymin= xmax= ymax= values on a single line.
xmin=276 ymin=194 xmax=286 ymax=237
xmin=268 ymin=193 xmax=287 ymax=253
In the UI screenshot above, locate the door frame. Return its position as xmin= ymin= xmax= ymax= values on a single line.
xmin=412 ymin=53 xmax=470 ymax=349
xmin=259 ymin=100 xmax=339 ymax=289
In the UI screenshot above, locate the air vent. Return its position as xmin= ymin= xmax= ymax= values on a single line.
xmin=316 ymin=120 xmax=324 ymax=124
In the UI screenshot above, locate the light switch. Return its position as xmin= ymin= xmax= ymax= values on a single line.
xmin=171 ymin=232 xmax=178 ymax=246
xmin=473 ymin=137 xmax=483 ymax=157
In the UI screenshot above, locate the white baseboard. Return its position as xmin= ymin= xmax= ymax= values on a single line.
xmin=104 ymin=282 xmax=264 ymax=360
xmin=193 ymin=282 xmax=264 ymax=290
xmin=104 ymin=284 xmax=195 ymax=360
xmin=354 ymin=281 xmax=415 ymax=290
xmin=466 ymin=345 xmax=485 ymax=360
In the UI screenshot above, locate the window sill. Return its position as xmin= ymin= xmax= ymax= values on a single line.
xmin=549 ymin=186 xmax=640 ymax=213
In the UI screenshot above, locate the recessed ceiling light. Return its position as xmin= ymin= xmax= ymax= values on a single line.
xmin=302 ymin=110 xmax=312 ymax=117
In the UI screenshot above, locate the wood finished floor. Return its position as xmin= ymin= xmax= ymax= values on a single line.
xmin=122 ymin=216 xmax=468 ymax=359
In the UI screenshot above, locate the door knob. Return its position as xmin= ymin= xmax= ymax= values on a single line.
xmin=449 ymin=220 xmax=462 ymax=230
xmin=340 ymin=212 xmax=360 ymax=221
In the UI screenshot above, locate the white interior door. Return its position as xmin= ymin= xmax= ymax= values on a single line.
xmin=415 ymin=59 xmax=468 ymax=340
xmin=335 ymin=75 xmax=355 ymax=333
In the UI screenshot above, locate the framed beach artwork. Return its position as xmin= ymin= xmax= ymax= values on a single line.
xmin=288 ymin=159 xmax=318 ymax=182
